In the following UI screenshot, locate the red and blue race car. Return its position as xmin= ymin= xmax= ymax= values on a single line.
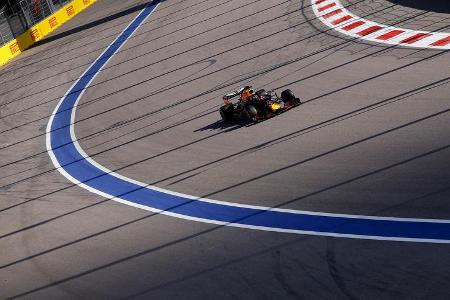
xmin=219 ymin=86 xmax=301 ymax=122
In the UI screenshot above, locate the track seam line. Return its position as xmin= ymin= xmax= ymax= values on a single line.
xmin=43 ymin=0 xmax=450 ymax=244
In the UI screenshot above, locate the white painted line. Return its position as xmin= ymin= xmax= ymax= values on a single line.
xmin=44 ymin=0 xmax=450 ymax=243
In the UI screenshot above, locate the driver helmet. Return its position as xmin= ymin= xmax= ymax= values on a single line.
xmin=241 ymin=86 xmax=254 ymax=101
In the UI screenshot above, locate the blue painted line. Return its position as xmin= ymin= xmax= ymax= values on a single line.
xmin=47 ymin=0 xmax=450 ymax=243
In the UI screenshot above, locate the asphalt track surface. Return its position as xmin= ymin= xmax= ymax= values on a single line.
xmin=0 ymin=0 xmax=449 ymax=298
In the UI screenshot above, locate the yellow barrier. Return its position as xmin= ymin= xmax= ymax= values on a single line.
xmin=0 ymin=0 xmax=97 ymax=66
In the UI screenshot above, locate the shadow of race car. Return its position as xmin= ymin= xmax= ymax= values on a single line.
xmin=219 ymin=86 xmax=301 ymax=123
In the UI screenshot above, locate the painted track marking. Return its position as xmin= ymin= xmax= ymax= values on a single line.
xmin=311 ymin=0 xmax=450 ymax=49
xmin=46 ymin=0 xmax=450 ymax=243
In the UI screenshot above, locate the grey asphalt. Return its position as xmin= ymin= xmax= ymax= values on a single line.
xmin=0 ymin=0 xmax=449 ymax=299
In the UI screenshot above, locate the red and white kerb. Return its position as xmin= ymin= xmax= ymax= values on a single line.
xmin=312 ymin=0 xmax=450 ymax=49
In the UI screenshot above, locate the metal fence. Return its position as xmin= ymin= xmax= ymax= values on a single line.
xmin=0 ymin=0 xmax=71 ymax=46
xmin=0 ymin=8 xmax=14 ymax=45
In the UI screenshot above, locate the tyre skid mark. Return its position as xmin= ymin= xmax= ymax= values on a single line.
xmin=46 ymin=0 xmax=450 ymax=243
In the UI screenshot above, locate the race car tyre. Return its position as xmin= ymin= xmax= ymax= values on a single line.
xmin=220 ymin=104 xmax=234 ymax=121
xmin=256 ymin=89 xmax=266 ymax=96
xmin=242 ymin=104 xmax=258 ymax=122
xmin=282 ymin=89 xmax=301 ymax=105
xmin=281 ymin=89 xmax=295 ymax=101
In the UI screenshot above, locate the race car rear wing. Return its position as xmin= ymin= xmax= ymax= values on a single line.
xmin=223 ymin=87 xmax=245 ymax=104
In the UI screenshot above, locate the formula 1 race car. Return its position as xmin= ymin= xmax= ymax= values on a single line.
xmin=219 ymin=86 xmax=301 ymax=123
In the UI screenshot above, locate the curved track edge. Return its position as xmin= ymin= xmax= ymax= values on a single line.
xmin=45 ymin=0 xmax=450 ymax=243
xmin=312 ymin=0 xmax=450 ymax=49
